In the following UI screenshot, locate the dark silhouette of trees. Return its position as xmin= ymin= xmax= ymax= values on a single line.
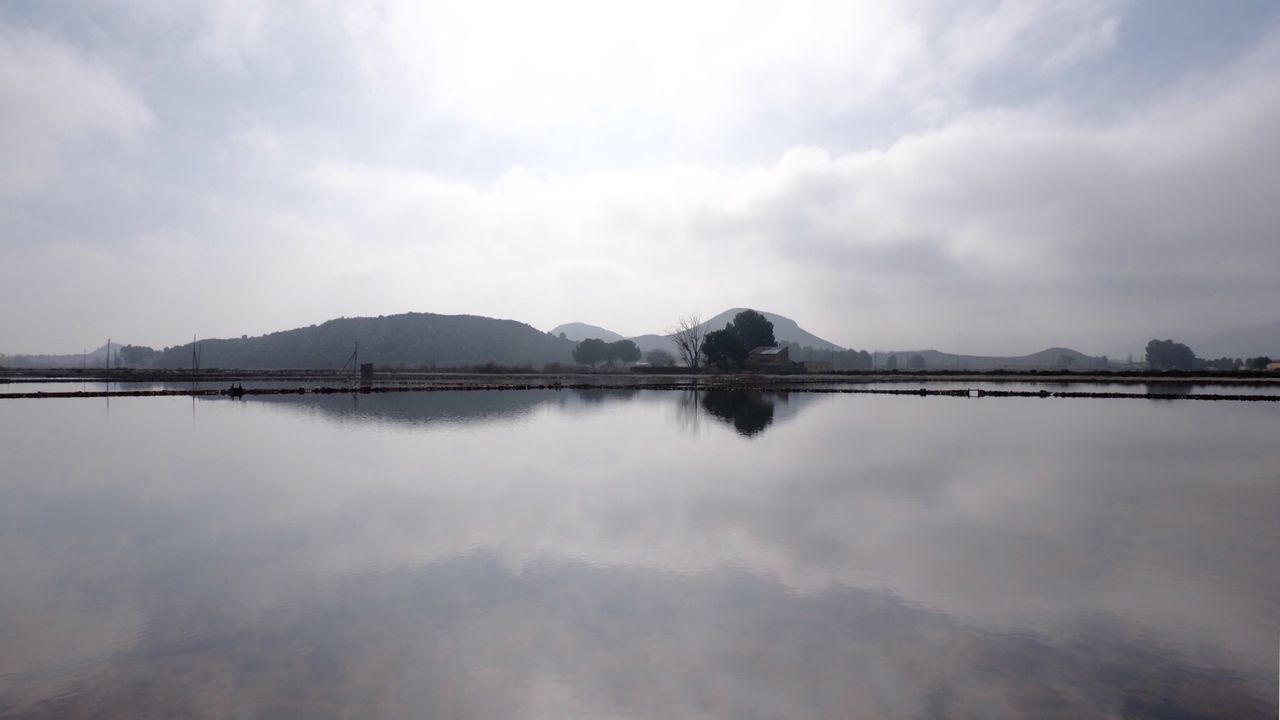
xmin=670 ymin=314 xmax=707 ymax=370
xmin=117 ymin=345 xmax=158 ymax=367
xmin=1145 ymin=339 xmax=1199 ymax=370
xmin=573 ymin=338 xmax=610 ymax=366
xmin=907 ymin=353 xmax=925 ymax=371
xmin=702 ymin=329 xmax=741 ymax=370
xmin=702 ymin=310 xmax=776 ymax=370
xmin=700 ymin=390 xmax=776 ymax=437
xmin=784 ymin=343 xmax=872 ymax=370
xmin=573 ymin=338 xmax=641 ymax=367
xmin=1246 ymin=356 xmax=1273 ymax=370
xmin=614 ymin=340 xmax=640 ymax=364
xmin=883 ymin=354 xmax=898 ymax=370
xmin=1204 ymin=357 xmax=1241 ymax=371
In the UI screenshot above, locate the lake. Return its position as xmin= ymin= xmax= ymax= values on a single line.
xmin=0 ymin=389 xmax=1276 ymax=718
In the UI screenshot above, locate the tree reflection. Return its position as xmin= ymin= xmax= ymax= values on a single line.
xmin=700 ymin=390 xmax=781 ymax=437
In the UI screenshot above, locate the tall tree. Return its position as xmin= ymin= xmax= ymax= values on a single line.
xmin=703 ymin=310 xmax=776 ymax=370
xmin=702 ymin=328 xmax=743 ymax=370
xmin=573 ymin=338 xmax=610 ymax=366
xmin=731 ymin=310 xmax=775 ymax=351
xmin=611 ymin=339 xmax=641 ymax=364
xmin=670 ymin=314 xmax=707 ymax=371
xmin=1145 ymin=339 xmax=1199 ymax=370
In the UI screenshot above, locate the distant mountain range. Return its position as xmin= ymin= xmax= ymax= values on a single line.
xmin=558 ymin=310 xmax=1115 ymax=370
xmin=6 ymin=308 xmax=1274 ymax=371
xmin=871 ymin=347 xmax=1110 ymax=371
xmin=2 ymin=343 xmax=115 ymax=369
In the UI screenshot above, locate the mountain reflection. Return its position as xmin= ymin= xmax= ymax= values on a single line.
xmin=244 ymin=388 xmax=808 ymax=438
xmin=1 ymin=390 xmax=1277 ymax=718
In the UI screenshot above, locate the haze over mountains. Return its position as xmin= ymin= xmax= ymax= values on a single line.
xmin=3 ymin=308 xmax=1275 ymax=371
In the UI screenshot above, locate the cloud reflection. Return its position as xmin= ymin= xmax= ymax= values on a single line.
xmin=0 ymin=392 xmax=1276 ymax=717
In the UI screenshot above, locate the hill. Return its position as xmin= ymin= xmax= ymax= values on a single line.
xmin=3 ymin=343 xmax=118 ymax=369
xmin=549 ymin=322 xmax=624 ymax=342
xmin=150 ymin=312 xmax=576 ymax=370
xmin=700 ymin=308 xmax=845 ymax=351
xmin=874 ymin=347 xmax=1110 ymax=371
xmin=628 ymin=308 xmax=846 ymax=355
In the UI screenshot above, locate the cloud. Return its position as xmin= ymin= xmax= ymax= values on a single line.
xmin=0 ymin=3 xmax=1276 ymax=353
xmin=215 ymin=34 xmax=1276 ymax=353
xmin=0 ymin=24 xmax=149 ymax=195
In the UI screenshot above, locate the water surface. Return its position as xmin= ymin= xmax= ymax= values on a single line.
xmin=0 ymin=390 xmax=1276 ymax=718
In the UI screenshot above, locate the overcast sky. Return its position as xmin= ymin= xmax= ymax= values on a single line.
xmin=2 ymin=0 xmax=1278 ymax=356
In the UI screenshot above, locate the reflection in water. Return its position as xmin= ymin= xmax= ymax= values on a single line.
xmin=1144 ymin=381 xmax=1196 ymax=398
xmin=247 ymin=388 xmax=808 ymax=439
xmin=700 ymin=389 xmax=779 ymax=437
xmin=0 ymin=391 xmax=1277 ymax=718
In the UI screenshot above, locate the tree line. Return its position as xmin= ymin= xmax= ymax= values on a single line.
xmin=571 ymin=338 xmax=641 ymax=367
xmin=1145 ymin=338 xmax=1271 ymax=371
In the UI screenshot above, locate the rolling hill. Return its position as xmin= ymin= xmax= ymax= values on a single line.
xmin=625 ymin=308 xmax=846 ymax=355
xmin=149 ymin=312 xmax=576 ymax=370
xmin=549 ymin=322 xmax=625 ymax=342
xmin=873 ymin=347 xmax=1110 ymax=371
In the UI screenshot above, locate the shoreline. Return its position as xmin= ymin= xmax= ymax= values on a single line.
xmin=2 ymin=369 xmax=1279 ymax=402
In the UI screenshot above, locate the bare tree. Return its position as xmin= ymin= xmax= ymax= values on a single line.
xmin=669 ymin=314 xmax=706 ymax=371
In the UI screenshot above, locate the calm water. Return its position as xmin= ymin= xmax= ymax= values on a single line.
xmin=0 ymin=390 xmax=1276 ymax=718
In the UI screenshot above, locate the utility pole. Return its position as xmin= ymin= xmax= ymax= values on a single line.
xmin=107 ymin=338 xmax=111 ymax=371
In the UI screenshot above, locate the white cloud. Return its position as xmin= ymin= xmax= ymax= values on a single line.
xmin=0 ymin=25 xmax=149 ymax=195
xmin=1 ymin=3 xmax=1277 ymax=354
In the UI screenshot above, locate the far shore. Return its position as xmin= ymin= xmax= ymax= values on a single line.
xmin=2 ymin=367 xmax=1278 ymax=386
xmin=2 ymin=367 xmax=1279 ymax=404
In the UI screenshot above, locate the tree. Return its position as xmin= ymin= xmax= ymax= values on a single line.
xmin=702 ymin=328 xmax=742 ymax=370
xmin=1246 ymin=356 xmax=1273 ymax=370
xmin=575 ymin=338 xmax=640 ymax=367
xmin=1145 ymin=339 xmax=1199 ymax=370
xmin=731 ymin=310 xmax=775 ymax=351
xmin=573 ymin=338 xmax=609 ymax=366
xmin=702 ymin=310 xmax=777 ymax=370
xmin=118 ymin=345 xmax=159 ymax=367
xmin=611 ymin=339 xmax=641 ymax=364
xmin=907 ymin=353 xmax=925 ymax=371
xmin=644 ymin=348 xmax=676 ymax=367
xmin=883 ymin=354 xmax=898 ymax=370
xmin=670 ymin=314 xmax=707 ymax=371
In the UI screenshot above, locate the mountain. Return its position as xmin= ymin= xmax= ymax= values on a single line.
xmin=1187 ymin=320 xmax=1280 ymax=359
xmin=874 ymin=347 xmax=1110 ymax=371
xmin=3 ymin=343 xmax=118 ymax=369
xmin=700 ymin=308 xmax=845 ymax=351
xmin=549 ymin=322 xmax=624 ymax=342
xmin=628 ymin=308 xmax=846 ymax=355
xmin=149 ymin=312 xmax=576 ymax=370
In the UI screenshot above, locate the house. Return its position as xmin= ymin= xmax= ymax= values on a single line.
xmin=1267 ymin=361 xmax=1280 ymax=371
xmin=744 ymin=345 xmax=795 ymax=372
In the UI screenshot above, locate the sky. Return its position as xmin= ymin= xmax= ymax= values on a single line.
xmin=2 ymin=0 xmax=1278 ymax=357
